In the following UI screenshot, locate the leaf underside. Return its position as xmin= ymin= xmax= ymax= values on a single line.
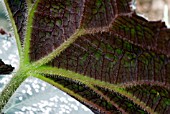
xmin=5 ymin=0 xmax=170 ymax=113
xmin=6 ymin=0 xmax=28 ymax=44
xmin=45 ymin=75 xmax=147 ymax=114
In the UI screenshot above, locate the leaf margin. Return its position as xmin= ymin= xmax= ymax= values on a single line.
xmin=4 ymin=0 xmax=22 ymax=58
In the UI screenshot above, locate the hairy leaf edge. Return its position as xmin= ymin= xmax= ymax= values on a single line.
xmin=4 ymin=0 xmax=22 ymax=60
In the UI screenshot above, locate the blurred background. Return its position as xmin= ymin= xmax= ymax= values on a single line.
xmin=136 ymin=0 xmax=170 ymax=27
xmin=0 ymin=1 xmax=10 ymax=31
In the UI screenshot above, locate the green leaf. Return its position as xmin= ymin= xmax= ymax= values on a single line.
xmin=126 ymin=85 xmax=170 ymax=114
xmin=6 ymin=0 xmax=27 ymax=41
xmin=1 ymin=0 xmax=170 ymax=113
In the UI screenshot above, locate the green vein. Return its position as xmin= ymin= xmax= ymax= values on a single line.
xmin=32 ymin=29 xmax=85 ymax=68
xmin=34 ymin=66 xmax=120 ymax=90
xmin=32 ymin=73 xmax=108 ymax=112
xmin=26 ymin=0 xmax=36 ymax=11
xmin=4 ymin=0 xmax=22 ymax=61
xmin=23 ymin=0 xmax=40 ymax=65
xmin=26 ymin=0 xmax=32 ymax=10
xmin=34 ymin=66 xmax=156 ymax=114
xmin=33 ymin=70 xmax=126 ymax=113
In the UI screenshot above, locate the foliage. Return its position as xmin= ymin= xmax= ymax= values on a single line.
xmin=0 ymin=59 xmax=14 ymax=74
xmin=0 ymin=0 xmax=170 ymax=113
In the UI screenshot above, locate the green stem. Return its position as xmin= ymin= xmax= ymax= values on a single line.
xmin=0 ymin=71 xmax=28 ymax=112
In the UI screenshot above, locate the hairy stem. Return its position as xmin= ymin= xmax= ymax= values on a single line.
xmin=0 ymin=71 xmax=28 ymax=112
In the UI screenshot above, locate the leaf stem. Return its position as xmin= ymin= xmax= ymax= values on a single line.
xmin=0 ymin=70 xmax=28 ymax=112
